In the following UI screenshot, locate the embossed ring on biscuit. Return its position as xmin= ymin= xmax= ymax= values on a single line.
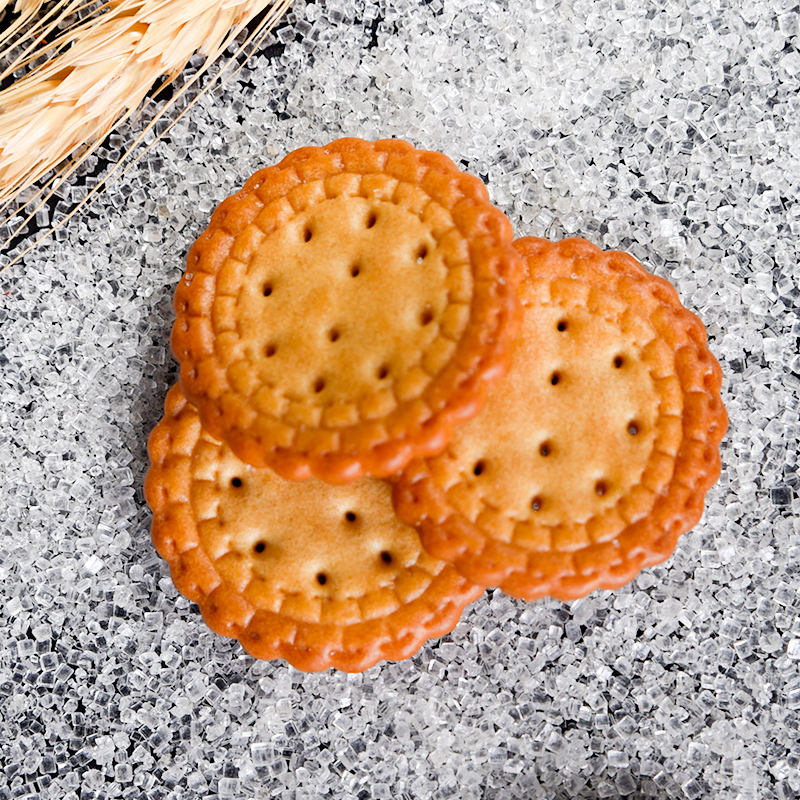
xmin=393 ymin=237 xmax=728 ymax=601
xmin=171 ymin=138 xmax=523 ymax=483
xmin=144 ymin=385 xmax=484 ymax=672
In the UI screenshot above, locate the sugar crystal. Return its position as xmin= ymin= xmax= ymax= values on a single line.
xmin=1 ymin=1 xmax=798 ymax=798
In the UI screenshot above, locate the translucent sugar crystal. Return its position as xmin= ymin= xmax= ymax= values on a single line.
xmin=1 ymin=1 xmax=798 ymax=798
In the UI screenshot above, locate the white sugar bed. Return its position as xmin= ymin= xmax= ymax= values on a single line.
xmin=1 ymin=0 xmax=799 ymax=797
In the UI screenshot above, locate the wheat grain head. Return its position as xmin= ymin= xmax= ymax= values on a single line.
xmin=0 ymin=0 xmax=291 ymax=206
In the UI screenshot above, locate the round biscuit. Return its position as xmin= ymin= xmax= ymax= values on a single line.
xmin=145 ymin=384 xmax=483 ymax=672
xmin=171 ymin=138 xmax=522 ymax=483
xmin=392 ymin=237 xmax=728 ymax=600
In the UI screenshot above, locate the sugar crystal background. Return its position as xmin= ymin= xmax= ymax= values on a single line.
xmin=1 ymin=0 xmax=799 ymax=798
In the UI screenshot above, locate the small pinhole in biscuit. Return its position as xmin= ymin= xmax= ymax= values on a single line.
xmin=329 ymin=328 xmax=340 ymax=342
xmin=231 ymin=477 xmax=243 ymax=488
xmin=380 ymin=551 xmax=392 ymax=564
xmin=253 ymin=541 xmax=266 ymax=554
xmin=539 ymin=442 xmax=551 ymax=457
xmin=628 ymin=422 xmax=639 ymax=435
xmin=265 ymin=343 xmax=277 ymax=357
xmin=420 ymin=308 xmax=434 ymax=326
xmin=473 ymin=460 xmax=486 ymax=476
xmin=557 ymin=320 xmax=568 ymax=332
xmin=350 ymin=264 xmax=361 ymax=277
xmin=614 ymin=355 xmax=624 ymax=369
xmin=595 ymin=480 xmax=608 ymax=496
xmin=550 ymin=372 xmax=561 ymax=386
xmin=377 ymin=364 xmax=390 ymax=380
xmin=313 ymin=378 xmax=326 ymax=393
xmin=263 ymin=282 xmax=273 ymax=297
xmin=531 ymin=496 xmax=542 ymax=512
xmin=366 ymin=211 xmax=378 ymax=228
xmin=416 ymin=244 xmax=428 ymax=262
xmin=345 ymin=511 xmax=357 ymax=523
xmin=316 ymin=573 xmax=327 ymax=586
xmin=303 ymin=226 xmax=313 ymax=242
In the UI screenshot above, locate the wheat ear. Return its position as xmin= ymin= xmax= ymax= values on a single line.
xmin=0 ymin=0 xmax=95 ymax=80
xmin=0 ymin=0 xmax=291 ymax=206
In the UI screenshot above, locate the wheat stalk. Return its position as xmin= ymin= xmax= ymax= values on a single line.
xmin=0 ymin=0 xmax=292 ymax=267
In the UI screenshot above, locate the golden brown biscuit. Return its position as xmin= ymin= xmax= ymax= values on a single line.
xmin=392 ymin=237 xmax=728 ymax=600
xmin=145 ymin=385 xmax=484 ymax=672
xmin=171 ymin=138 xmax=522 ymax=484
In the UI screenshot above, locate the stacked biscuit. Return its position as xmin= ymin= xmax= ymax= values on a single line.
xmin=145 ymin=139 xmax=728 ymax=672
